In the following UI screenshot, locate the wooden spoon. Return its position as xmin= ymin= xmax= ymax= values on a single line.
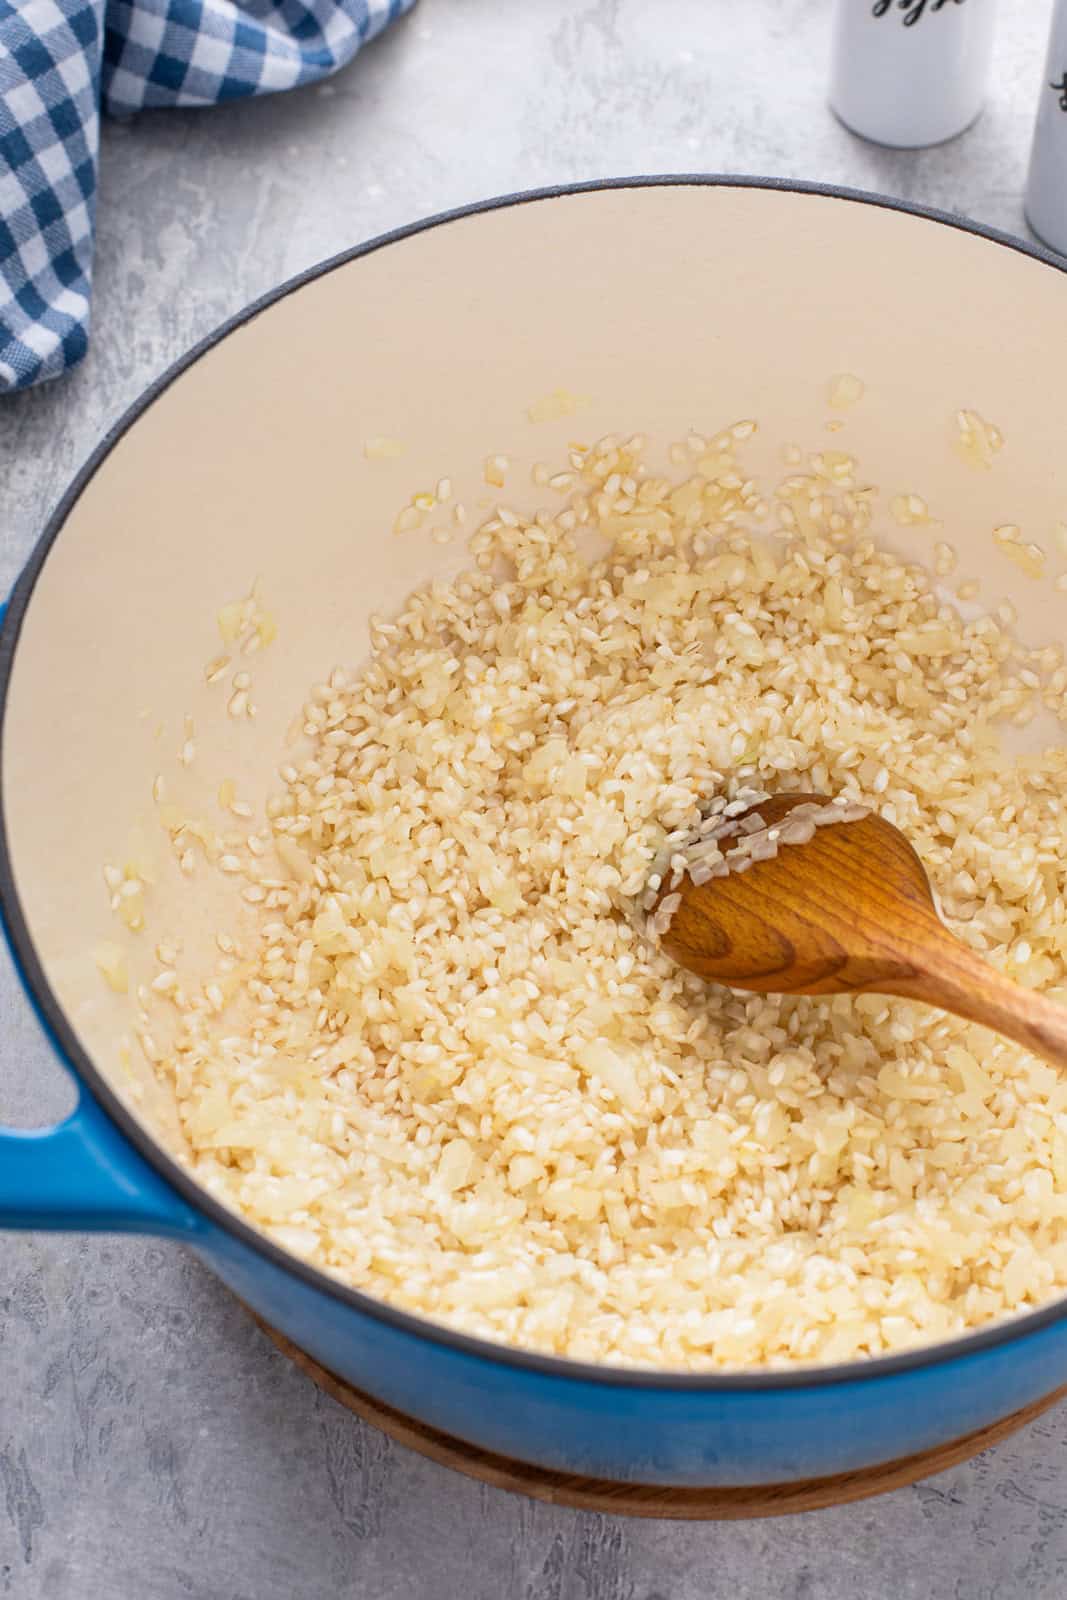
xmin=655 ymin=792 xmax=1067 ymax=1071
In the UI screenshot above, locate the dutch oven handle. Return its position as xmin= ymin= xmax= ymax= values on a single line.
xmin=0 ymin=1086 xmax=202 ymax=1237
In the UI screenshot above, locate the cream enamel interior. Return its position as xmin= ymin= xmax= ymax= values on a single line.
xmin=5 ymin=182 xmax=1067 ymax=1189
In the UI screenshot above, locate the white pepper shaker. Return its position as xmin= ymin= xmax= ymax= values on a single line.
xmin=1025 ymin=0 xmax=1067 ymax=256
xmin=830 ymin=0 xmax=997 ymax=150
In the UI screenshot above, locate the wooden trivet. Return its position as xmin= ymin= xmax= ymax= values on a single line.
xmin=253 ymin=1315 xmax=1066 ymax=1519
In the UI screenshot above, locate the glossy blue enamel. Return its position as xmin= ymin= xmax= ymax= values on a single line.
xmin=198 ymin=1230 xmax=1067 ymax=1484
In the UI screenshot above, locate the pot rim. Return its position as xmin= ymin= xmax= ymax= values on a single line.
xmin=5 ymin=173 xmax=1067 ymax=1393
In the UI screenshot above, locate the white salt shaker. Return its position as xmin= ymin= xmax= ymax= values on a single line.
xmin=1025 ymin=0 xmax=1067 ymax=256
xmin=830 ymin=0 xmax=997 ymax=150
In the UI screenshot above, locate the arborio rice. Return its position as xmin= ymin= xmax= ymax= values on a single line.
xmin=152 ymin=426 xmax=1067 ymax=1370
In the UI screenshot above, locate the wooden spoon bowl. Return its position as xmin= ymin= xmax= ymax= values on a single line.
xmin=657 ymin=793 xmax=1067 ymax=1071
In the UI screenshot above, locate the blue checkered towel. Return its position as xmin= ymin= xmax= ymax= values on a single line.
xmin=0 ymin=0 xmax=415 ymax=393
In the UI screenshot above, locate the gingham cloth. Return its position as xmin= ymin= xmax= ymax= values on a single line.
xmin=0 ymin=0 xmax=415 ymax=392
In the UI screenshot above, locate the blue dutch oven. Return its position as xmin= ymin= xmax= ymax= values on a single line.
xmin=3 ymin=179 xmax=1067 ymax=1487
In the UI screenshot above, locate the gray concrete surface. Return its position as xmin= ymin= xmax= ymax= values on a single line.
xmin=1 ymin=1 xmax=1066 ymax=1595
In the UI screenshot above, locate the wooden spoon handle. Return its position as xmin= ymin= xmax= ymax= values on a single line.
xmin=882 ymin=922 xmax=1067 ymax=1072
